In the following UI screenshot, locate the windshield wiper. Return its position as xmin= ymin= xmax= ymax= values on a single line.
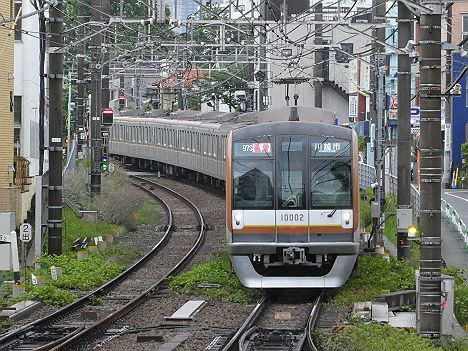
xmin=327 ymin=208 xmax=338 ymax=218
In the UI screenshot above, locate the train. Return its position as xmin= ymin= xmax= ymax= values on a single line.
xmin=109 ymin=107 xmax=360 ymax=288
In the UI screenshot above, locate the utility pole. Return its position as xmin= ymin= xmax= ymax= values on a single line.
xmin=47 ymin=0 xmax=64 ymax=255
xmin=76 ymin=1 xmax=86 ymax=157
xmin=314 ymin=2 xmax=323 ymax=108
xmin=90 ymin=0 xmax=102 ymax=194
xmin=373 ymin=64 xmax=386 ymax=248
xmin=417 ymin=2 xmax=442 ymax=338
xmin=370 ymin=0 xmax=386 ymax=250
xmin=442 ymin=5 xmax=453 ymax=189
xmin=397 ymin=2 xmax=412 ymax=260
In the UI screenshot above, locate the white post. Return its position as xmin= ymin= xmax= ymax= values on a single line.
xmin=10 ymin=231 xmax=20 ymax=282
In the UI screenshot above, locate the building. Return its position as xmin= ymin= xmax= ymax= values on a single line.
xmin=13 ymin=0 xmax=41 ymax=222
xmin=0 ymin=0 xmax=22 ymax=224
xmin=447 ymin=4 xmax=468 ymax=168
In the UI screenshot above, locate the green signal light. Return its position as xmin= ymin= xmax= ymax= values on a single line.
xmin=100 ymin=162 xmax=108 ymax=171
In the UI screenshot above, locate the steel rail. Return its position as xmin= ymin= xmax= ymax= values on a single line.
xmin=221 ymin=294 xmax=269 ymax=351
xmin=306 ymin=292 xmax=324 ymax=351
xmin=0 ymin=181 xmax=173 ymax=350
xmin=48 ymin=175 xmax=206 ymax=350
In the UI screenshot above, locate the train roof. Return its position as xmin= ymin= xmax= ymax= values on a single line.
xmin=114 ymin=106 xmax=338 ymax=131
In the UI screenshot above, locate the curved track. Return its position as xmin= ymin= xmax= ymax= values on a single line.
xmin=0 ymin=176 xmax=206 ymax=351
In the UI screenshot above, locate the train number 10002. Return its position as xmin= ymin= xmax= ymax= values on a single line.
xmin=280 ymin=213 xmax=304 ymax=222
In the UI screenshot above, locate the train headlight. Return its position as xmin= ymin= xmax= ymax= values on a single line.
xmin=234 ymin=212 xmax=242 ymax=225
xmin=342 ymin=211 xmax=352 ymax=225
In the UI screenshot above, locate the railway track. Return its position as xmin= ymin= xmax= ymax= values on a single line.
xmin=0 ymin=176 xmax=206 ymax=351
xmin=222 ymin=292 xmax=323 ymax=351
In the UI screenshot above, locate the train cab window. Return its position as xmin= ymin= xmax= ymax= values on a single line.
xmin=277 ymin=136 xmax=306 ymax=209
xmin=233 ymin=160 xmax=273 ymax=209
xmin=233 ymin=139 xmax=274 ymax=209
xmin=310 ymin=137 xmax=352 ymax=209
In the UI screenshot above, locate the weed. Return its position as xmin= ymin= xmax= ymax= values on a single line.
xmin=63 ymin=207 xmax=119 ymax=251
xmin=37 ymin=253 xmax=125 ymax=291
xmin=135 ymin=199 xmax=161 ymax=225
xmin=169 ymin=251 xmax=261 ymax=304
xmin=0 ymin=319 xmax=13 ymax=330
xmin=11 ymin=283 xmax=76 ymax=306
xmin=331 ymin=255 xmax=415 ymax=306
xmin=89 ymin=295 xmax=103 ymax=306
xmin=317 ymin=319 xmax=444 ymax=351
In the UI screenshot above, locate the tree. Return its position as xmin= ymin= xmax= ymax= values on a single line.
xmin=194 ymin=67 xmax=249 ymax=112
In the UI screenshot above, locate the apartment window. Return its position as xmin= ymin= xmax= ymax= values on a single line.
xmin=14 ymin=96 xmax=21 ymax=126
xmin=14 ymin=128 xmax=20 ymax=156
xmin=463 ymin=14 xmax=468 ymax=50
xmin=14 ymin=1 xmax=22 ymax=41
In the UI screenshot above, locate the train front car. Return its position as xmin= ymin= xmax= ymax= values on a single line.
xmin=226 ymin=121 xmax=359 ymax=289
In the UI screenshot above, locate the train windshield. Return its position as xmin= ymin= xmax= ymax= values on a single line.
xmin=233 ymin=160 xmax=274 ymax=209
xmin=278 ymin=136 xmax=306 ymax=209
xmin=310 ymin=160 xmax=351 ymax=209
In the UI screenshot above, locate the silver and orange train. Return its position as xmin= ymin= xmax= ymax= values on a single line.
xmin=109 ymin=107 xmax=360 ymax=289
xmin=226 ymin=121 xmax=360 ymax=288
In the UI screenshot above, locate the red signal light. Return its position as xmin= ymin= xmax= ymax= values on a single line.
xmin=102 ymin=108 xmax=114 ymax=125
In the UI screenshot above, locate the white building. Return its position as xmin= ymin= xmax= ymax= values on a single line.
xmin=14 ymin=0 xmax=42 ymax=220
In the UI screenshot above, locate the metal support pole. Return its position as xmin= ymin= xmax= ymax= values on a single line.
xmin=34 ymin=175 xmax=42 ymax=268
xmin=397 ymin=1 xmax=412 ymax=260
xmin=67 ymin=69 xmax=72 ymax=157
xmin=76 ymin=2 xmax=86 ymax=156
xmin=101 ymin=0 xmax=110 ymax=110
xmin=314 ymin=2 xmax=323 ymax=108
xmin=418 ymin=4 xmax=442 ymax=338
xmin=47 ymin=1 xmax=64 ymax=255
xmin=90 ymin=0 xmax=102 ymax=194
xmin=373 ymin=66 xmax=386 ymax=248
xmin=442 ymin=6 xmax=453 ymax=189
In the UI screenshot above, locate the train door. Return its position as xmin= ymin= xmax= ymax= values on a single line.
xmin=276 ymin=135 xmax=308 ymax=243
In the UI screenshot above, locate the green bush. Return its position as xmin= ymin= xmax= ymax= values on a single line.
xmin=18 ymin=284 xmax=76 ymax=306
xmin=169 ymin=251 xmax=261 ymax=304
xmin=37 ymin=253 xmax=125 ymax=291
xmin=317 ymin=319 xmax=443 ymax=351
xmin=63 ymin=207 xmax=119 ymax=251
xmin=332 ymin=255 xmax=415 ymax=306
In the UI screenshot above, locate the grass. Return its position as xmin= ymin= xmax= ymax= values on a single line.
xmin=317 ymin=319 xmax=467 ymax=351
xmin=331 ymin=255 xmax=415 ymax=306
xmin=62 ymin=207 xmax=120 ymax=251
xmin=134 ymin=199 xmax=161 ymax=225
xmin=169 ymin=251 xmax=261 ymax=304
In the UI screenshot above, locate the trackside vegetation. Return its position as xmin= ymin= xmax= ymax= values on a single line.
xmin=331 ymin=255 xmax=415 ymax=306
xmin=169 ymin=251 xmax=261 ymax=303
xmin=317 ymin=319 xmax=467 ymax=351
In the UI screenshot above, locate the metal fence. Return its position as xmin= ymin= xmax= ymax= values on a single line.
xmin=359 ymin=162 xmax=467 ymax=250
xmin=441 ymin=198 xmax=468 ymax=250
xmin=359 ymin=162 xmax=420 ymax=215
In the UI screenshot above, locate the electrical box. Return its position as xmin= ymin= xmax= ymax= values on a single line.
xmin=371 ymin=201 xmax=380 ymax=218
xmin=397 ymin=208 xmax=412 ymax=231
xmin=416 ymin=271 xmax=455 ymax=337
xmin=0 ymin=212 xmax=16 ymax=271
